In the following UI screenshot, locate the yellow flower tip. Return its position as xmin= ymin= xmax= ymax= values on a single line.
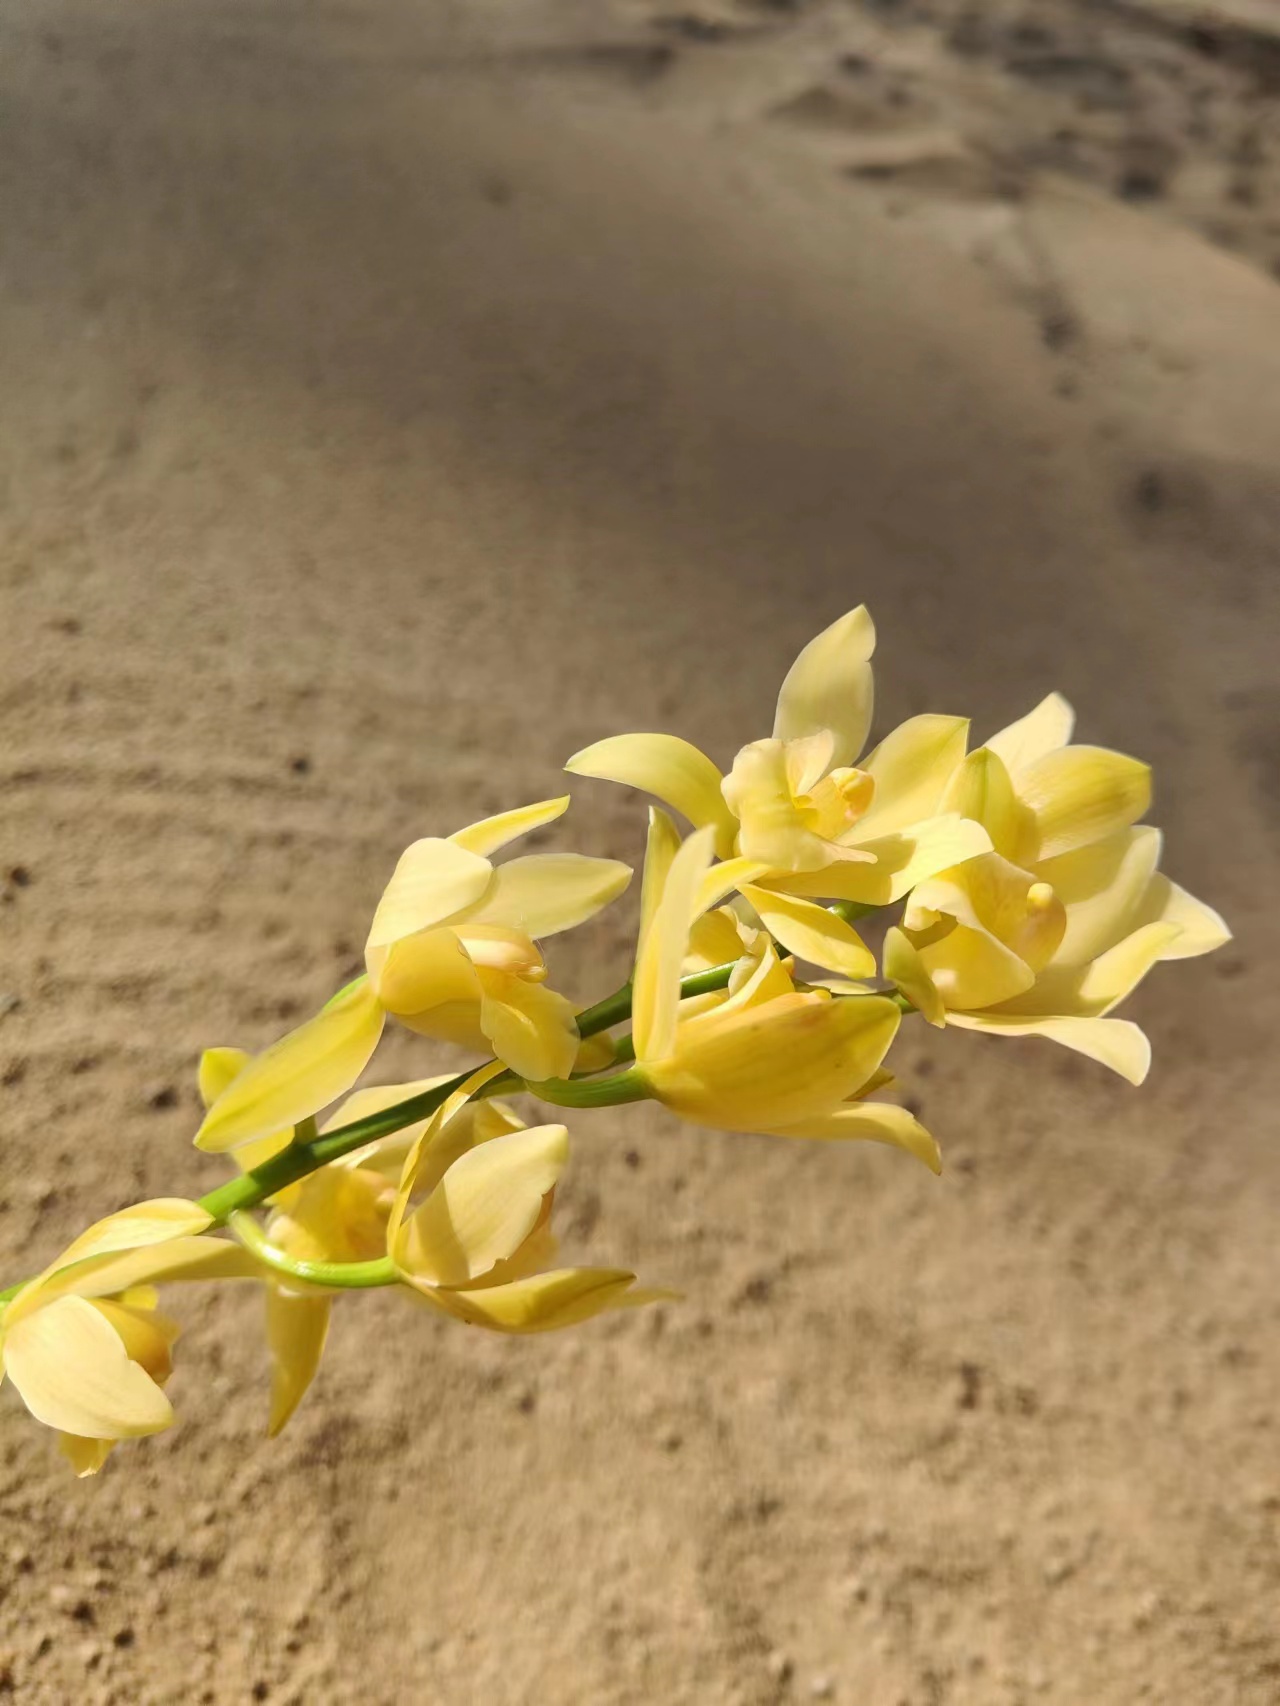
xmin=194 ymin=979 xmax=385 ymax=1155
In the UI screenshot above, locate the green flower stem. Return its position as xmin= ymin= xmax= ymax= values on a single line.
xmin=228 ymin=1211 xmax=397 ymax=1291
xmin=193 ymin=959 xmax=743 ymax=1227
xmin=527 ymin=1065 xmax=650 ymax=1109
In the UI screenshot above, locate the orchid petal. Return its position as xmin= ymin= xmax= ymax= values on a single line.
xmin=194 ymin=979 xmax=385 ymax=1154
xmin=986 ymin=693 xmax=1075 ymax=774
xmin=772 ymin=606 xmax=876 ymax=766
xmin=449 ymin=797 xmax=569 ymax=858
xmin=740 ymin=884 xmax=875 ymax=979
xmin=430 ymin=1267 xmax=644 ymax=1333
xmin=3 ymin=1295 xmax=173 ymax=1439
xmin=946 ymin=1011 xmax=1151 ymax=1084
xmin=366 ymin=838 xmax=494 ymax=950
xmin=773 ymin=1101 xmax=941 ymax=1173
xmin=477 ymin=972 xmax=580 ymax=1083
xmin=566 ymin=733 xmax=736 ymax=855
xmin=632 ymin=827 xmax=715 ymax=1063
xmin=399 ymin=1124 xmax=568 ymax=1287
xmin=1019 ymin=746 xmax=1151 ymax=861
xmin=855 ymin=715 xmax=970 ymax=839
xmin=266 ymin=1286 xmax=331 ymax=1438
xmin=467 ymin=854 xmax=631 ymax=938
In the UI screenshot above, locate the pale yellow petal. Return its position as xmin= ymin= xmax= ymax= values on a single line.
xmin=399 ymin=1124 xmax=568 ymax=1286
xmin=723 ymin=740 xmax=837 ymax=873
xmin=946 ymin=1011 xmax=1151 ymax=1085
xmin=566 ymin=733 xmax=736 ymax=854
xmin=685 ymin=907 xmax=751 ymax=973
xmin=772 ymin=606 xmax=876 ymax=767
xmin=197 ymin=1047 xmax=250 ymax=1109
xmin=639 ymin=807 xmax=682 ymax=964
xmin=1018 ymin=745 xmax=1152 ymax=861
xmin=265 ymin=1286 xmax=331 ymax=1438
xmin=367 ymin=929 xmax=480 ymax=1018
xmin=855 ymin=715 xmax=970 ymax=839
xmin=938 ymin=749 xmax=1035 ymax=865
xmin=696 ymin=856 xmax=772 ymax=913
xmin=986 ymin=692 xmax=1075 ymax=775
xmin=776 ymin=814 xmax=992 ymax=906
xmin=28 ymin=1238 xmax=262 ymax=1316
xmin=388 ymin=1062 xmax=508 ymax=1250
xmin=477 ymin=972 xmax=580 ymax=1082
xmin=3 ymin=1295 xmax=173 ymax=1439
xmin=740 ymin=884 xmax=875 ymax=979
xmin=466 ymin=854 xmax=631 ymax=938
xmin=365 ymin=838 xmax=494 ymax=951
xmin=430 ymin=1267 xmax=642 ymax=1333
xmin=883 ymin=926 xmax=946 ymax=1026
xmin=573 ymin=1032 xmax=618 ymax=1074
xmin=39 ymin=1200 xmax=212 ymax=1275
xmin=1038 ymin=827 xmax=1163 ymax=966
xmin=773 ymin=1102 xmax=941 ymax=1173
xmin=632 ymin=826 xmax=716 ymax=1063
xmin=194 ymin=979 xmax=385 ymax=1154
xmin=449 ymin=797 xmax=570 ymax=858
xmin=650 ymin=992 xmax=900 ymax=1131
xmin=59 ymin=1434 xmax=116 ymax=1477
xmin=1131 ymin=873 xmax=1232 ymax=961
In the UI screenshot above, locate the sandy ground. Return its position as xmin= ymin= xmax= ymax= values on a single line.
xmin=1 ymin=1 xmax=1278 ymax=1701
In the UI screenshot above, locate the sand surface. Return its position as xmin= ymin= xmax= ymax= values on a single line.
xmin=1 ymin=2 xmax=1278 ymax=1701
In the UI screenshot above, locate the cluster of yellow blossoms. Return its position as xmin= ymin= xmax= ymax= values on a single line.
xmin=0 ymin=609 xmax=1228 ymax=1474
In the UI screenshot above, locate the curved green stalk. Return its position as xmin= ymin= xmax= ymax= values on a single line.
xmin=228 ymin=1211 xmax=398 ymax=1291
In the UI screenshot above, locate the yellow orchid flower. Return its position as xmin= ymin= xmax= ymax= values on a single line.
xmin=365 ymin=797 xmax=631 ymax=1083
xmin=258 ymin=1078 xmax=528 ymax=1434
xmin=194 ymin=799 xmax=631 ymax=1156
xmin=0 ymin=1201 xmax=256 ymax=1475
xmin=626 ymin=815 xmax=939 ymax=1171
xmin=386 ymin=1066 xmax=658 ymax=1332
xmin=884 ymin=700 xmax=1230 ymax=1082
xmin=566 ymin=609 xmax=989 ymax=976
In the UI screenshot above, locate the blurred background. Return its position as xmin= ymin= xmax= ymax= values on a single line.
xmin=1 ymin=1 xmax=1277 ymax=1701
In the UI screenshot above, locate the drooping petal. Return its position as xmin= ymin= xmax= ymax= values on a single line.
xmin=3 ymin=1295 xmax=173 ymax=1439
xmin=939 ymin=749 xmax=1035 ymax=865
xmin=1037 ymin=826 xmax=1163 ymax=966
xmin=59 ymin=1434 xmax=116 ymax=1478
xmin=1018 ymin=746 xmax=1152 ymax=861
xmin=998 ymin=921 xmax=1181 ymax=1019
xmin=449 ymin=797 xmax=570 ymax=859
xmin=772 ymin=606 xmax=876 ymax=767
xmin=566 ymin=733 xmax=737 ymax=855
xmin=265 ymin=1285 xmax=331 ymax=1438
xmin=1130 ymin=873 xmax=1232 ymax=961
xmin=740 ymin=884 xmax=875 ymax=979
xmin=465 ymin=854 xmax=631 ymax=938
xmin=776 ymin=815 xmax=992 ymax=906
xmin=946 ymin=1011 xmax=1151 ymax=1085
xmin=195 ymin=979 xmax=385 ymax=1154
xmin=986 ymin=693 xmax=1075 ymax=775
xmin=883 ymin=926 xmax=946 ymax=1026
xmin=632 ymin=827 xmax=716 ymax=1064
xmin=477 ymin=971 xmax=581 ymax=1083
xmin=365 ymin=838 xmax=494 ymax=951
xmin=772 ymin=1101 xmax=941 ymax=1174
xmin=854 ymin=715 xmax=970 ymax=839
xmin=398 ymin=1124 xmax=568 ymax=1287
xmin=429 ymin=1267 xmax=644 ymax=1333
